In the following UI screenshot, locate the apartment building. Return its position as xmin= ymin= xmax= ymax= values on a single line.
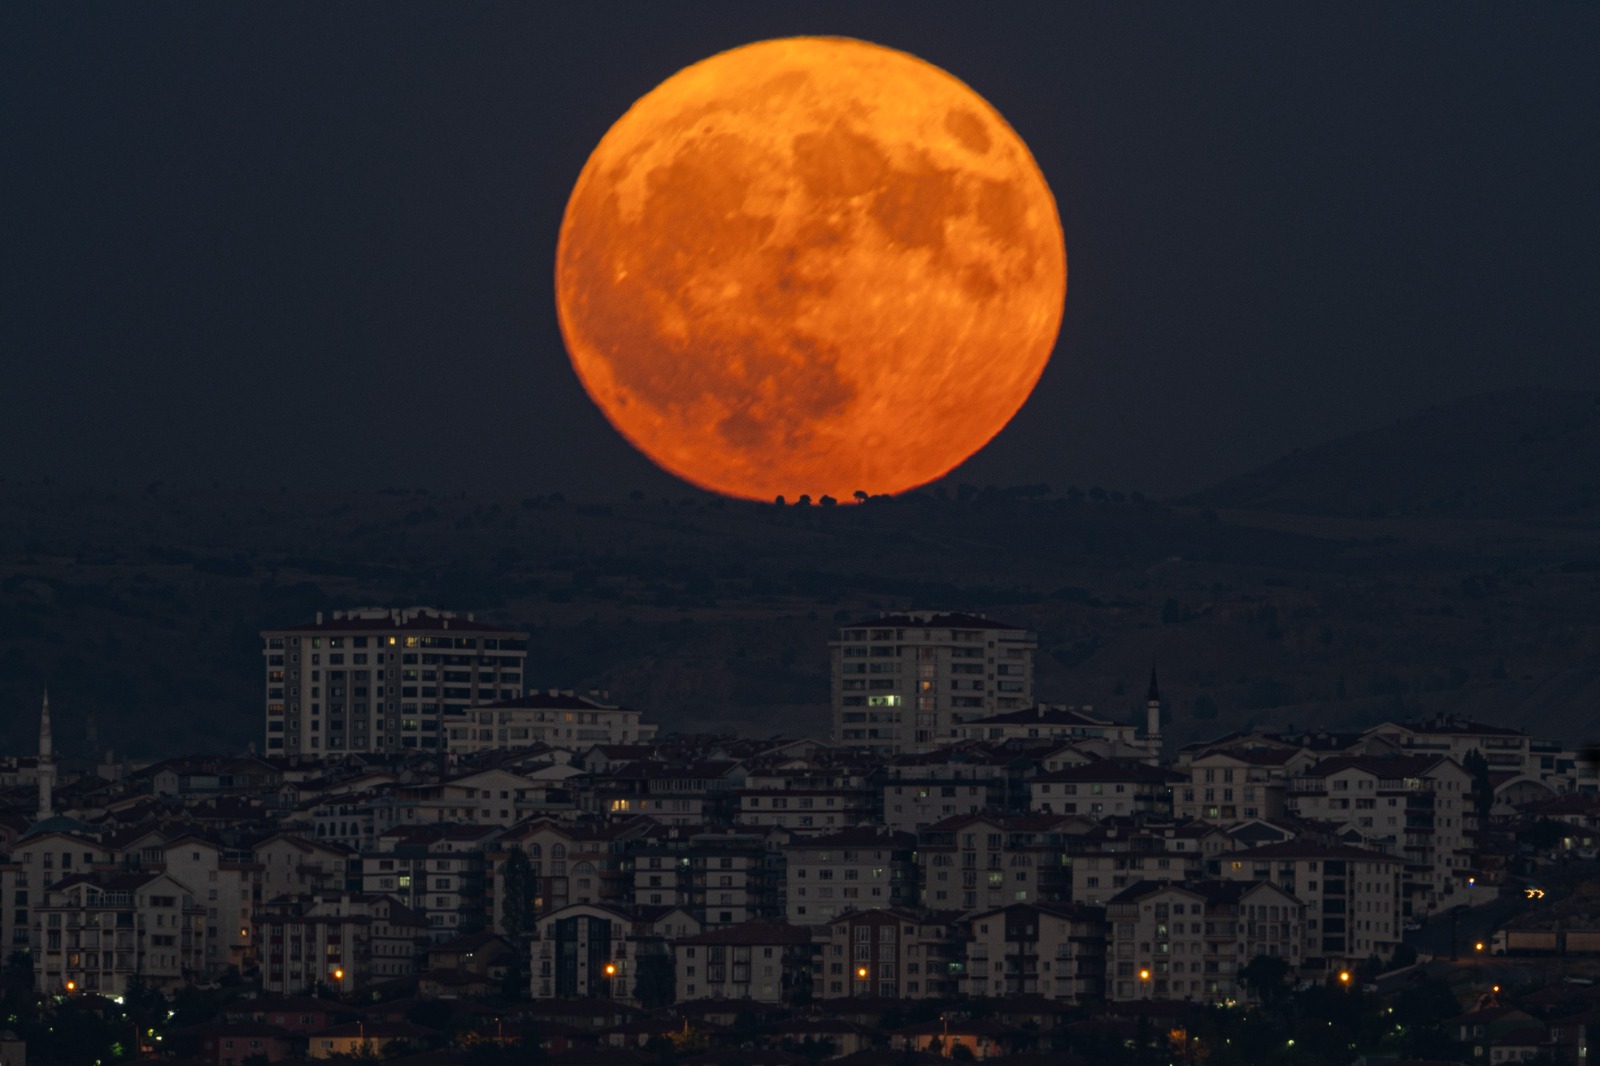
xmin=448 ymin=691 xmax=657 ymax=754
xmin=957 ymin=705 xmax=1142 ymax=747
xmin=1209 ymin=842 xmax=1404 ymax=972
xmin=1173 ymin=746 xmax=1315 ymax=824
xmin=1028 ymin=759 xmax=1181 ymax=820
xmin=1285 ymin=754 xmax=1474 ymax=915
xmin=156 ymin=835 xmax=259 ymax=976
xmin=255 ymin=892 xmax=429 ymax=995
xmin=630 ymin=827 xmax=787 ymax=927
xmin=1067 ymin=821 xmax=1226 ymax=906
xmin=782 ymin=827 xmax=917 ymax=925
xmin=256 ymin=834 xmax=355 ymax=897
xmin=831 ymin=612 xmax=1036 ymax=755
xmin=735 ymin=759 xmax=878 ymax=832
xmin=814 ymin=907 xmax=962 ymax=1000
xmin=674 ymin=922 xmax=812 ymax=1004
xmin=35 ymin=871 xmax=207 ymax=996
xmin=360 ymin=824 xmax=500 ymax=940
xmin=879 ymin=749 xmax=1013 ymax=832
xmin=588 ymin=760 xmax=746 ymax=825
xmin=1364 ymin=716 xmax=1533 ymax=776
xmin=917 ymin=814 xmax=1073 ymax=912
xmin=3 ymin=828 xmax=112 ymax=957
xmin=261 ymin=606 xmax=529 ymax=757
xmin=1105 ymin=879 xmax=1305 ymax=1003
xmin=962 ymin=901 xmax=1107 ymax=1001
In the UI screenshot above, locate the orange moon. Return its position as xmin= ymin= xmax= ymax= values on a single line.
xmin=556 ymin=37 xmax=1066 ymax=501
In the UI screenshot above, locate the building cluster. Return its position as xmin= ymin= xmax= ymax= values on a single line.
xmin=0 ymin=608 xmax=1595 ymax=1063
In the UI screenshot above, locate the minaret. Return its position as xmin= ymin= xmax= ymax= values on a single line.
xmin=38 ymin=689 xmax=55 ymax=820
xmin=1145 ymin=667 xmax=1163 ymax=748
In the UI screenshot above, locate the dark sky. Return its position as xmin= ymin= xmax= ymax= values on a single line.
xmin=4 ymin=3 xmax=1596 ymax=499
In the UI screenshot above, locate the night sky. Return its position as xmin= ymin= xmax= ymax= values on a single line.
xmin=5 ymin=3 xmax=1597 ymax=499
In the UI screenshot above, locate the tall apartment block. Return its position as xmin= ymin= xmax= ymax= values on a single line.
xmin=262 ymin=607 xmax=529 ymax=756
xmin=831 ymin=611 xmax=1036 ymax=755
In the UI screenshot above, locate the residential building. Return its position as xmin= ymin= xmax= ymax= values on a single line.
xmin=962 ymin=901 xmax=1107 ymax=1001
xmin=1105 ymin=879 xmax=1305 ymax=1003
xmin=255 ymin=892 xmax=429 ymax=995
xmin=831 ymin=612 xmax=1037 ymax=755
xmin=1285 ymin=754 xmax=1474 ymax=915
xmin=879 ymin=749 xmax=1015 ymax=832
xmin=673 ymin=922 xmax=812 ymax=1004
xmin=813 ymin=907 xmax=962 ymax=999
xmin=782 ymin=827 xmax=917 ymax=925
xmin=36 ymin=870 xmax=208 ymax=995
xmin=1173 ymin=746 xmax=1315 ymax=824
xmin=917 ymin=814 xmax=1074 ymax=911
xmin=1027 ymin=759 xmax=1181 ymax=820
xmin=449 ymin=690 xmax=657 ymax=754
xmin=1209 ymin=842 xmax=1403 ymax=971
xmin=1364 ymin=716 xmax=1534 ymax=776
xmin=261 ymin=606 xmax=529 ymax=756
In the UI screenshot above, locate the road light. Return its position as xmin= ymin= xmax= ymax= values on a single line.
xmin=604 ymin=963 xmax=617 ymax=977
xmin=856 ymin=966 xmax=869 ymax=979
xmin=333 ymin=968 xmax=344 ymax=983
xmin=1338 ymin=971 xmax=1351 ymax=985
xmin=1475 ymin=942 xmax=1485 ymax=952
xmin=65 ymin=980 xmax=76 ymax=993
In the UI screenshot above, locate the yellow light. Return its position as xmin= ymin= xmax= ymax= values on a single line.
xmin=1493 ymin=985 xmax=1501 ymax=994
xmin=856 ymin=967 xmax=869 ymax=979
xmin=1339 ymin=971 xmax=1351 ymax=983
xmin=333 ymin=968 xmax=344 ymax=981
xmin=65 ymin=980 xmax=76 ymax=993
xmin=1139 ymin=969 xmax=1151 ymax=980
xmin=604 ymin=963 xmax=617 ymax=976
xmin=1475 ymin=942 xmax=1485 ymax=952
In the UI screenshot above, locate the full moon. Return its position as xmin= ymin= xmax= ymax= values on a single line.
xmin=556 ymin=37 xmax=1066 ymax=501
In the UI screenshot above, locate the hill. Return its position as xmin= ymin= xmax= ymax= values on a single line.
xmin=3 ymin=390 xmax=1600 ymax=762
xmin=1188 ymin=388 xmax=1600 ymax=518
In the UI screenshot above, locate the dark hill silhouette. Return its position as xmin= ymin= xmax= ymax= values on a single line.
xmin=1188 ymin=388 xmax=1600 ymax=518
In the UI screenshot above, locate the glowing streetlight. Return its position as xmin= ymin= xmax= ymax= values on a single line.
xmin=1475 ymin=941 xmax=1485 ymax=952
xmin=604 ymin=963 xmax=617 ymax=977
xmin=1139 ymin=968 xmax=1151 ymax=981
xmin=856 ymin=966 xmax=869 ymax=979
xmin=1338 ymin=971 xmax=1351 ymax=985
xmin=65 ymin=980 xmax=76 ymax=993
xmin=332 ymin=968 xmax=344 ymax=983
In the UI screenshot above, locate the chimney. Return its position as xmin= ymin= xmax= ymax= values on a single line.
xmin=316 ymin=611 xmax=323 ymax=625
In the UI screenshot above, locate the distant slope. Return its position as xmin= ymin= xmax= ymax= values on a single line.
xmin=1188 ymin=388 xmax=1600 ymax=518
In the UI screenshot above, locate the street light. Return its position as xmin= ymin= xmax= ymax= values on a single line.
xmin=65 ymin=980 xmax=76 ymax=993
xmin=1338 ymin=971 xmax=1351 ymax=985
xmin=1139 ymin=968 xmax=1151 ymax=981
xmin=604 ymin=963 xmax=617 ymax=977
xmin=1475 ymin=942 xmax=1485 ymax=952
xmin=856 ymin=966 xmax=869 ymax=979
